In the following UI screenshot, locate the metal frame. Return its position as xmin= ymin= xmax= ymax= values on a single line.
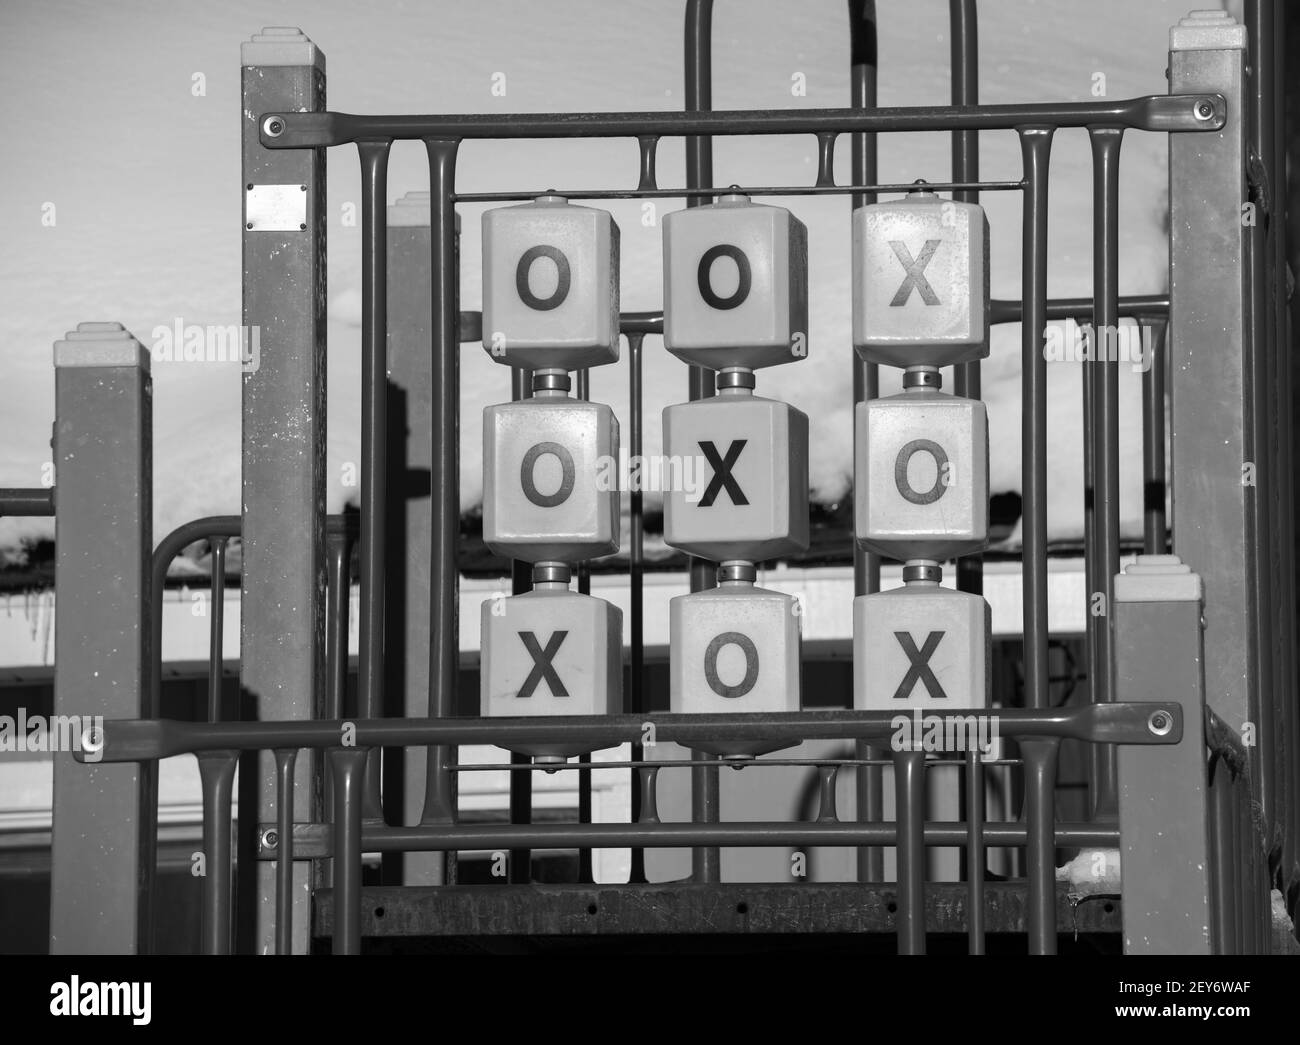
xmin=41 ymin=1 xmax=1297 ymax=956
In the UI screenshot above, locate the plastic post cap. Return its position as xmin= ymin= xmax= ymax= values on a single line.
xmin=1113 ymin=554 xmax=1203 ymax=603
xmin=54 ymin=324 xmax=150 ymax=370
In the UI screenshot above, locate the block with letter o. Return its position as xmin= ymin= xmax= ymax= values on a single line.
xmin=669 ymin=585 xmax=801 ymax=756
xmin=482 ymin=397 xmax=619 ymax=562
xmin=663 ymin=192 xmax=808 ymax=370
xmin=854 ymin=389 xmax=988 ymax=562
xmin=482 ymin=194 xmax=620 ymax=371
xmin=852 ymin=190 xmax=989 ymax=368
xmin=481 ymin=588 xmax=622 ymax=758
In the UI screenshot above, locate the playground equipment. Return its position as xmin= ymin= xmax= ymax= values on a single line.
xmin=11 ymin=3 xmax=1295 ymax=955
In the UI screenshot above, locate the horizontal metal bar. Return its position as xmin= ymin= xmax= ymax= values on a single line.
xmin=314 ymin=882 xmax=1121 ymax=939
xmin=259 ymin=820 xmax=1120 ymax=860
xmin=991 ymin=294 xmax=1169 ymax=325
xmin=453 ymin=180 xmax=1024 ymax=203
xmin=0 ymin=487 xmax=54 ymax=516
xmin=260 ymin=95 xmax=1224 ymax=148
xmin=360 ymin=820 xmax=1121 ymax=853
xmin=85 ymin=704 xmax=1181 ymax=763
xmin=452 ymin=758 xmax=1024 ymax=772
xmin=455 ymin=298 xmax=1170 ymax=344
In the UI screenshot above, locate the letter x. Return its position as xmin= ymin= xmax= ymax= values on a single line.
xmin=888 ymin=240 xmax=942 ymax=306
xmin=891 ymin=631 xmax=948 ymax=700
xmin=517 ymin=631 xmax=568 ymax=698
xmin=698 ymin=440 xmax=749 ymax=507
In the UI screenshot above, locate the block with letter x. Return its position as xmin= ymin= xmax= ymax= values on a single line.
xmin=482 ymin=395 xmax=619 ymax=563
xmin=662 ymin=390 xmax=809 ymax=562
xmin=852 ymin=189 xmax=989 ymax=368
xmin=481 ymin=194 xmax=620 ymax=372
xmin=855 ymin=387 xmax=988 ymax=562
xmin=480 ymin=586 xmax=623 ymax=758
xmin=662 ymin=192 xmax=808 ymax=371
xmin=670 ymin=583 xmax=801 ymax=756
xmin=853 ymin=583 xmax=989 ymax=712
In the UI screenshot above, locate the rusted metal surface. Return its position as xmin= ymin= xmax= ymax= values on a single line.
xmin=312 ymin=882 xmax=1121 ymax=941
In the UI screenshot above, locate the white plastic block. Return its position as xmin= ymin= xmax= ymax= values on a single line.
xmin=853 ymin=192 xmax=989 ymax=368
xmin=854 ymin=584 xmax=990 ymax=712
xmin=482 ymin=396 xmax=619 ymax=563
xmin=482 ymin=195 xmax=620 ymax=371
xmin=670 ymin=584 xmax=801 ymax=756
xmin=855 ymin=389 xmax=988 ymax=562
xmin=662 ymin=391 xmax=809 ymax=562
xmin=481 ymin=588 xmax=622 ymax=758
xmin=663 ymin=192 xmax=808 ymax=370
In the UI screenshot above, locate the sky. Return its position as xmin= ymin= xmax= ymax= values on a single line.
xmin=0 ymin=0 xmax=1200 ymax=556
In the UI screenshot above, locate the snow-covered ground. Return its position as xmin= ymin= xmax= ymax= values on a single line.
xmin=0 ymin=0 xmax=1202 ymax=557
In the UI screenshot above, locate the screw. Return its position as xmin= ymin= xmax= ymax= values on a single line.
xmin=1148 ymin=710 xmax=1173 ymax=736
xmin=263 ymin=116 xmax=285 ymax=137
xmin=263 ymin=829 xmax=279 ymax=850
xmin=1194 ymin=101 xmax=1214 ymax=120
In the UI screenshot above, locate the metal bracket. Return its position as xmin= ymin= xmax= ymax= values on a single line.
xmin=257 ymin=821 xmax=331 ymax=859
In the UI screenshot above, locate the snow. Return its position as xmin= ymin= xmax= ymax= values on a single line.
xmin=0 ymin=0 xmax=1204 ymax=557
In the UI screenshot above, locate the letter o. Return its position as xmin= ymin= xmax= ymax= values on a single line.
xmin=894 ymin=439 xmax=949 ymax=506
xmin=704 ymin=631 xmax=759 ymax=699
xmin=516 ymin=245 xmax=571 ymax=311
xmin=697 ymin=244 xmax=752 ymax=310
xmin=521 ymin=441 xmax=576 ymax=507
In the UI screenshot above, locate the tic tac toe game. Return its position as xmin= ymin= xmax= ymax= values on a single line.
xmin=2 ymin=0 xmax=1300 ymax=1015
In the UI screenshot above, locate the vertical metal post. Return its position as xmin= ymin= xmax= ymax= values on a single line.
xmin=358 ymin=140 xmax=391 ymax=825
xmin=894 ymin=749 xmax=926 ymax=954
xmin=1248 ymin=0 xmax=1292 ymax=882
xmin=1209 ymin=754 xmax=1240 ymax=953
xmin=274 ymin=748 xmax=298 ymax=954
xmin=1142 ymin=320 xmax=1169 ymax=555
xmin=1242 ymin=0 xmax=1279 ymax=856
xmin=1019 ymin=127 xmax=1054 ymax=713
xmin=208 ymin=538 xmax=227 ymax=722
xmin=241 ymin=27 xmax=326 ymax=953
xmin=507 ymin=367 xmax=534 ymax=885
xmin=197 ymin=750 xmax=239 ymax=954
xmin=965 ymin=749 xmax=985 ymax=953
xmin=49 ymin=324 xmax=155 ymax=954
xmin=1270 ymin=0 xmax=1298 ymax=908
xmin=386 ymin=191 xmax=445 ymax=884
xmin=325 ymin=529 xmax=351 ymax=722
xmin=421 ymin=137 xmax=462 ymax=884
xmin=575 ymin=367 xmax=594 ymax=885
xmin=849 ymin=0 xmax=884 ymax=884
xmin=1168 ymin=11 xmax=1259 ymax=798
xmin=1021 ymin=738 xmax=1059 ymax=954
xmin=949 ymin=0 xmax=982 ymax=600
xmin=685 ymin=0 xmax=720 ymax=884
xmin=1089 ymin=126 xmax=1124 ymax=818
xmin=330 ymin=747 xmax=369 ymax=955
xmin=1115 ymin=556 xmax=1213 ymax=953
xmin=628 ymin=331 xmax=648 ymax=884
